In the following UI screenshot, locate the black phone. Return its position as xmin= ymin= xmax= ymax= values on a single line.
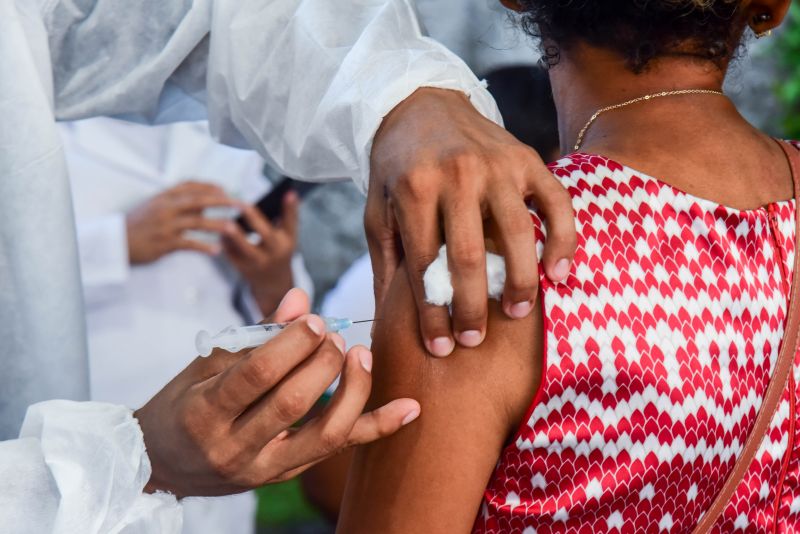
xmin=236 ymin=178 xmax=318 ymax=231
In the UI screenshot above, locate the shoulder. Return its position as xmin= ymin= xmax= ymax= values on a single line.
xmin=533 ymin=153 xmax=649 ymax=229
xmin=531 ymin=153 xmax=654 ymax=255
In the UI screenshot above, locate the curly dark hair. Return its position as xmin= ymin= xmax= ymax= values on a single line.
xmin=515 ymin=0 xmax=748 ymax=72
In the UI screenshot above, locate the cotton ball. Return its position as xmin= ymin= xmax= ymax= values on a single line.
xmin=423 ymin=245 xmax=507 ymax=306
xmin=485 ymin=251 xmax=506 ymax=301
xmin=423 ymin=246 xmax=453 ymax=306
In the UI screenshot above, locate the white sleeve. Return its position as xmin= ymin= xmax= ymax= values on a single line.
xmin=40 ymin=0 xmax=502 ymax=192
xmin=75 ymin=214 xmax=130 ymax=291
xmin=206 ymin=0 xmax=503 ymax=192
xmin=0 ymin=401 xmax=182 ymax=534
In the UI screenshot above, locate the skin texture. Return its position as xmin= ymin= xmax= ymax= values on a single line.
xmin=367 ymin=87 xmax=577 ymax=357
xmin=337 ymin=1 xmax=793 ymax=531
xmin=135 ymin=288 xmax=420 ymax=498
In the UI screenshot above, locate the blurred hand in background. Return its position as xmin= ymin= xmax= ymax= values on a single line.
xmin=222 ymin=191 xmax=299 ymax=316
xmin=126 ymin=181 xmax=238 ymax=264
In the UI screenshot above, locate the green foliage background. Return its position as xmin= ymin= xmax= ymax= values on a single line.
xmin=777 ymin=3 xmax=800 ymax=138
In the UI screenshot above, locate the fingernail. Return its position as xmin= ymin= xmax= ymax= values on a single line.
xmin=401 ymin=409 xmax=421 ymax=426
xmin=456 ymin=330 xmax=483 ymax=348
xmin=553 ymin=258 xmax=571 ymax=281
xmin=358 ymin=350 xmax=373 ymax=373
xmin=509 ymin=301 xmax=533 ymax=319
xmin=427 ymin=337 xmax=455 ymax=357
xmin=306 ymin=315 xmax=325 ymax=335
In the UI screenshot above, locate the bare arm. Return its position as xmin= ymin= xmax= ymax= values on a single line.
xmin=337 ymin=263 xmax=544 ymax=533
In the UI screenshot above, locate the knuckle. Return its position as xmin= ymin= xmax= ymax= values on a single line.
xmin=453 ymin=306 xmax=487 ymax=325
xmin=445 ymin=153 xmax=487 ymax=190
xmin=503 ymin=212 xmax=535 ymax=237
xmin=448 ymin=150 xmax=483 ymax=174
xmin=408 ymin=252 xmax=440 ymax=278
xmin=272 ymin=390 xmax=307 ymax=424
xmin=241 ymin=354 xmax=277 ymax=390
xmin=541 ymin=179 xmax=572 ymax=205
xmin=516 ymin=144 xmax=542 ymax=164
xmin=505 ymin=276 xmax=537 ymax=298
xmin=449 ymin=244 xmax=484 ymax=272
xmin=319 ymin=426 xmax=347 ymax=454
xmin=178 ymin=407 xmax=205 ymax=441
xmin=394 ymin=170 xmax=437 ymax=203
xmin=375 ymin=415 xmax=397 ymax=439
xmin=206 ymin=448 xmax=239 ymax=479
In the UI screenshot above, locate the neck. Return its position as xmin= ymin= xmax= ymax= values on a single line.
xmin=549 ymin=44 xmax=730 ymax=154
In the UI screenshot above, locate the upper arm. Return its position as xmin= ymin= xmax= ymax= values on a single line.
xmin=336 ymin=264 xmax=544 ymax=534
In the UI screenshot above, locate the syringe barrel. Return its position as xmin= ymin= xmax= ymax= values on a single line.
xmin=197 ymin=317 xmax=354 ymax=356
xmin=237 ymin=324 xmax=284 ymax=348
xmin=239 ymin=319 xmax=350 ymax=345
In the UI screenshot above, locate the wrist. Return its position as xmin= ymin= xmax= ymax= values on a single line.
xmin=375 ymin=88 xmax=471 ymax=148
xmin=125 ymin=217 xmax=143 ymax=265
xmin=134 ymin=407 xmax=175 ymax=497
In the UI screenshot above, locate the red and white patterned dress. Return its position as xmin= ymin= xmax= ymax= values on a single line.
xmin=475 ymin=149 xmax=800 ymax=533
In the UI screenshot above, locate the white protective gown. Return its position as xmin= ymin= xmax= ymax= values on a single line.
xmin=0 ymin=0 xmax=501 ymax=532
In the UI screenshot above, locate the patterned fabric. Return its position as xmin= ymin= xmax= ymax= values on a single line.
xmin=476 ymin=149 xmax=800 ymax=533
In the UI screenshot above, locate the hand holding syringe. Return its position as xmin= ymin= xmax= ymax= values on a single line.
xmin=196 ymin=317 xmax=373 ymax=356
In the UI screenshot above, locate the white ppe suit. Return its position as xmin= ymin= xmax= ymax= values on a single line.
xmin=0 ymin=0 xmax=501 ymax=532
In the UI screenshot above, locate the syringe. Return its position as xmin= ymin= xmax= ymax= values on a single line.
xmin=195 ymin=317 xmax=372 ymax=357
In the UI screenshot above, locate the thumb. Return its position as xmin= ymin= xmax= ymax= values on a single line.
xmin=268 ymin=288 xmax=310 ymax=324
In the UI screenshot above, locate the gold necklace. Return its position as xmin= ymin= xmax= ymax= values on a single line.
xmin=573 ymin=89 xmax=726 ymax=151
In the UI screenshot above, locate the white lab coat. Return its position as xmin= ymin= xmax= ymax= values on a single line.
xmin=63 ymin=117 xmax=318 ymax=534
xmin=0 ymin=0 xmax=501 ymax=532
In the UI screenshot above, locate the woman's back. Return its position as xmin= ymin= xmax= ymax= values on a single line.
xmin=479 ymin=148 xmax=800 ymax=532
xmin=336 ymin=2 xmax=799 ymax=533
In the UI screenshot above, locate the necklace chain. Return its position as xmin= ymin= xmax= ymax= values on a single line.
xmin=573 ymin=89 xmax=726 ymax=151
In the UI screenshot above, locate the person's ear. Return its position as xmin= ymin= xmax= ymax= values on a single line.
xmin=498 ymin=0 xmax=525 ymax=12
xmin=745 ymin=0 xmax=792 ymax=36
